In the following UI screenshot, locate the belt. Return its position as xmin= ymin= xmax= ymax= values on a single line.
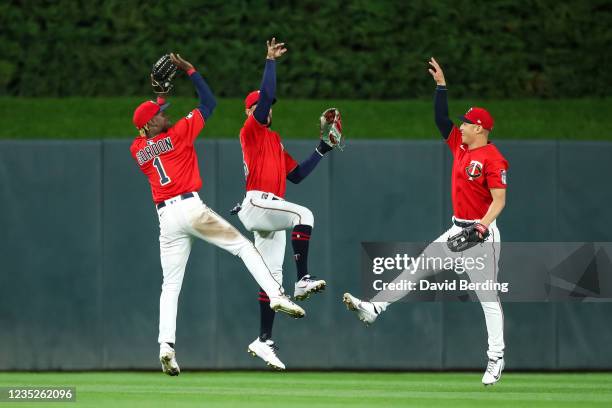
xmin=453 ymin=217 xmax=476 ymax=228
xmin=260 ymin=192 xmax=280 ymax=201
xmin=246 ymin=191 xmax=281 ymax=201
xmin=156 ymin=192 xmax=194 ymax=210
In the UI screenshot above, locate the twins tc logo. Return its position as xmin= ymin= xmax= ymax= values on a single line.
xmin=465 ymin=160 xmax=483 ymax=180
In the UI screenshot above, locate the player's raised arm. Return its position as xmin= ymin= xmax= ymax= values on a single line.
xmin=253 ymin=38 xmax=287 ymax=124
xmin=428 ymin=57 xmax=453 ymax=139
xmin=170 ymin=53 xmax=217 ymax=120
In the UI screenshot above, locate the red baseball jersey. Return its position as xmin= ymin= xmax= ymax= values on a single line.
xmin=239 ymin=115 xmax=298 ymax=198
xmin=446 ymin=126 xmax=508 ymax=220
xmin=130 ymin=109 xmax=206 ymax=203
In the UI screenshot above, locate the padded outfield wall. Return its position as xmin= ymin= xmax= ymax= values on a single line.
xmin=1 ymin=139 xmax=611 ymax=370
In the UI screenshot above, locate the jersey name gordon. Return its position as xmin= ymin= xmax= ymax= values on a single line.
xmin=135 ymin=136 xmax=174 ymax=165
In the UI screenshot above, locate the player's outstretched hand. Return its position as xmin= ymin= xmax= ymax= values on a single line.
xmin=170 ymin=53 xmax=194 ymax=72
xmin=266 ymin=37 xmax=287 ymax=60
xmin=428 ymin=57 xmax=446 ymax=86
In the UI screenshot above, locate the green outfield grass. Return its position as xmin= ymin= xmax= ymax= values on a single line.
xmin=0 ymin=371 xmax=611 ymax=408
xmin=1 ymin=97 xmax=610 ymax=140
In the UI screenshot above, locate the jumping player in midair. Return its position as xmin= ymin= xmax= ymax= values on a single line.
xmin=236 ymin=39 xmax=334 ymax=370
xmin=130 ymin=53 xmax=304 ymax=377
xmin=342 ymin=57 xmax=509 ymax=385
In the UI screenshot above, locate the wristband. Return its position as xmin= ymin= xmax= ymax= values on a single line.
xmin=316 ymin=140 xmax=333 ymax=155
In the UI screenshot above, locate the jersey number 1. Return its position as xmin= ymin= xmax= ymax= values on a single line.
xmin=153 ymin=157 xmax=171 ymax=186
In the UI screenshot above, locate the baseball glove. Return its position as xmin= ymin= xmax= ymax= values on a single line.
xmin=151 ymin=54 xmax=178 ymax=94
xmin=447 ymin=223 xmax=490 ymax=252
xmin=320 ymin=108 xmax=345 ymax=151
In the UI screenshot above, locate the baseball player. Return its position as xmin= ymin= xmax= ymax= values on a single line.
xmin=130 ymin=53 xmax=305 ymax=376
xmin=235 ymin=38 xmax=334 ymax=370
xmin=343 ymin=57 xmax=508 ymax=385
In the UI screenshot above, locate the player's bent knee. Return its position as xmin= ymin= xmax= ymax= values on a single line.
xmin=298 ymin=207 xmax=314 ymax=227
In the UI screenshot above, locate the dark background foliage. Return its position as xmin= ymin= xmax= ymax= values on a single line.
xmin=1 ymin=0 xmax=610 ymax=98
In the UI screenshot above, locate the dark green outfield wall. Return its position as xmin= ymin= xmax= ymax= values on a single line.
xmin=1 ymin=139 xmax=611 ymax=370
xmin=1 ymin=0 xmax=610 ymax=98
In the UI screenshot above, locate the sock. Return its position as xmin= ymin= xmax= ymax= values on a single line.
xmin=258 ymin=289 xmax=275 ymax=341
xmin=291 ymin=224 xmax=312 ymax=280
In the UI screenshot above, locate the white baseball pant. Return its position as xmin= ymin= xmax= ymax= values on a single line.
xmin=237 ymin=190 xmax=314 ymax=285
xmin=371 ymin=219 xmax=504 ymax=359
xmin=156 ymin=192 xmax=283 ymax=344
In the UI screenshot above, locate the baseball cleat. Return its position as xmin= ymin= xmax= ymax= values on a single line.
xmin=342 ymin=293 xmax=381 ymax=326
xmin=270 ymin=294 xmax=305 ymax=318
xmin=247 ymin=338 xmax=286 ymax=370
xmin=159 ymin=342 xmax=180 ymax=376
xmin=294 ymin=275 xmax=327 ymax=301
xmin=482 ymin=357 xmax=505 ymax=386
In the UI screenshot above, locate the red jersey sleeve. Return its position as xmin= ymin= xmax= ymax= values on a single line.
xmin=485 ymin=158 xmax=509 ymax=189
xmin=129 ymin=137 xmax=143 ymax=158
xmin=284 ymin=149 xmax=298 ymax=175
xmin=244 ymin=114 xmax=266 ymax=132
xmin=170 ymin=109 xmax=205 ymax=144
xmin=445 ymin=125 xmax=462 ymax=155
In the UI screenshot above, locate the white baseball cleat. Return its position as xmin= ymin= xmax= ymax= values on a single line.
xmin=247 ymin=338 xmax=286 ymax=370
xmin=159 ymin=342 xmax=180 ymax=376
xmin=482 ymin=357 xmax=505 ymax=386
xmin=294 ymin=275 xmax=327 ymax=301
xmin=270 ymin=294 xmax=305 ymax=318
xmin=342 ymin=293 xmax=381 ymax=326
